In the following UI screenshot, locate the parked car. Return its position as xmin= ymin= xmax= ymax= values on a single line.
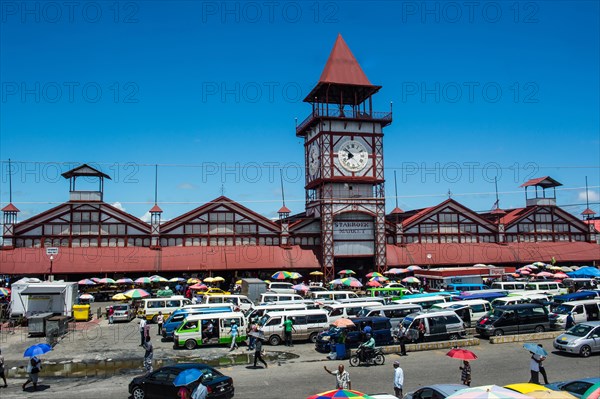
xmin=112 ymin=304 xmax=135 ymax=322
xmin=128 ymin=363 xmax=234 ymax=399
xmin=553 ymin=321 xmax=600 ymax=357
xmin=315 ymin=317 xmax=393 ymax=353
xmin=404 ymin=384 xmax=465 ymax=399
xmin=475 ymin=304 xmax=550 ymax=337
xmin=545 ymin=378 xmax=600 ymax=398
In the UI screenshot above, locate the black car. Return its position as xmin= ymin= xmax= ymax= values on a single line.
xmin=129 ymin=363 xmax=234 ymax=399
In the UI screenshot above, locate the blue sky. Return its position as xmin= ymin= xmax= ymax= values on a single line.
xmin=1 ymin=0 xmax=599 ymax=222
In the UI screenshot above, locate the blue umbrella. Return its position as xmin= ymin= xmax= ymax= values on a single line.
xmin=173 ymin=368 xmax=204 ymax=387
xmin=523 ymin=343 xmax=547 ymax=356
xmin=23 ymin=343 xmax=52 ymax=358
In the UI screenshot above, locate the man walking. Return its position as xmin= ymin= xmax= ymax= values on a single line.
xmin=393 ymin=360 xmax=404 ymax=398
xmin=536 ymin=345 xmax=549 ymax=384
xmin=143 ymin=336 xmax=154 ymax=374
xmin=139 ymin=318 xmax=147 ymax=346
xmin=156 ymin=312 xmax=164 ymax=336
xmin=283 ymin=317 xmax=296 ymax=347
xmin=528 ymin=352 xmax=540 ymax=384
xmin=324 ymin=364 xmax=351 ymax=390
xmin=253 ymin=333 xmax=268 ymax=368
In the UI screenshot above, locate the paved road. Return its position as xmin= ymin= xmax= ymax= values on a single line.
xmin=0 ymin=337 xmax=597 ymax=399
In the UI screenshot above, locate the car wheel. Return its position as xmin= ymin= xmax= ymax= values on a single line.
xmin=448 ymin=334 xmax=459 ymax=341
xmin=493 ymin=329 xmax=504 ymax=336
xmin=309 ymin=332 xmax=318 ymax=343
xmin=269 ymin=335 xmax=281 ymax=346
xmin=185 ymin=339 xmax=197 ymax=350
xmin=132 ymin=386 xmax=145 ymax=399
xmin=534 ymin=325 xmax=545 ymax=333
xmin=580 ymin=345 xmax=592 ymax=358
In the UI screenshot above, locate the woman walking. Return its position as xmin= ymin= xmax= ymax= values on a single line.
xmin=460 ymin=360 xmax=471 ymax=386
xmin=229 ymin=320 xmax=239 ymax=351
xmin=22 ymin=355 xmax=42 ymax=391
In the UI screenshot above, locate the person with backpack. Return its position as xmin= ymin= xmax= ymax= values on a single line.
xmin=22 ymin=356 xmax=42 ymax=391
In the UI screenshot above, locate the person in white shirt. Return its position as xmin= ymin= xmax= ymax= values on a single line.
xmin=393 ymin=360 xmax=404 ymax=398
xmin=529 ymin=352 xmax=540 ymax=384
xmin=139 ymin=318 xmax=147 ymax=346
xmin=191 ymin=381 xmax=208 ymax=399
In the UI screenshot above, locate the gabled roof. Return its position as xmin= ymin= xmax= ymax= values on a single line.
xmin=1 ymin=203 xmax=20 ymax=212
xmin=500 ymin=205 xmax=591 ymax=233
xmin=304 ymin=34 xmax=381 ymax=104
xmin=520 ymin=176 xmax=562 ymax=188
xmin=61 ymin=164 xmax=112 ymax=179
xmin=160 ymin=196 xmax=279 ymax=234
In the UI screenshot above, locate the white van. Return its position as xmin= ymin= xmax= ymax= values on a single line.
xmin=338 ymin=297 xmax=388 ymax=306
xmin=310 ymin=291 xmax=359 ymax=302
xmin=260 ymin=293 xmax=304 ymax=303
xmin=357 ymin=304 xmax=422 ymax=329
xmin=246 ymin=303 xmax=308 ymax=321
xmin=491 ymin=293 xmax=551 ymax=308
xmin=173 ymin=311 xmax=247 ymax=349
xmin=139 ymin=296 xmax=191 ymax=322
xmin=260 ymin=309 xmax=329 ymax=345
xmin=200 ymin=294 xmax=254 ymax=311
xmin=432 ymin=300 xmax=492 ymax=321
xmin=491 ymin=281 xmax=527 ymax=292
xmin=401 ymin=310 xmax=467 ymax=342
xmin=392 ymin=295 xmax=449 ymax=309
xmin=322 ymin=302 xmax=383 ymax=322
xmin=267 ymin=282 xmax=295 ymax=294
xmin=550 ymin=300 xmax=600 ymax=329
xmin=525 ymin=282 xmax=567 ymax=296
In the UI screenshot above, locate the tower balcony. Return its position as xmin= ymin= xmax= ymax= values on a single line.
xmin=296 ymin=108 xmax=392 ymax=136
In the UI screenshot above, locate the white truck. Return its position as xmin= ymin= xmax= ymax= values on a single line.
xmin=10 ymin=278 xmax=78 ymax=318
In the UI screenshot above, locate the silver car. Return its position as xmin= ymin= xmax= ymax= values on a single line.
xmin=112 ymin=304 xmax=136 ymax=322
xmin=553 ymin=321 xmax=600 ymax=357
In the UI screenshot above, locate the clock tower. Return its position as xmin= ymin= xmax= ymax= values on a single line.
xmin=296 ymin=35 xmax=392 ymax=281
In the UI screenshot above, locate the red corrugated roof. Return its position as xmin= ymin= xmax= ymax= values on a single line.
xmin=520 ymin=176 xmax=562 ymax=188
xmin=0 ymin=245 xmax=320 ymax=274
xmin=318 ymin=34 xmax=373 ymax=86
xmin=386 ymin=241 xmax=600 ymax=266
xmin=1 ymin=203 xmax=20 ymax=212
xmin=584 ymin=219 xmax=600 ymax=233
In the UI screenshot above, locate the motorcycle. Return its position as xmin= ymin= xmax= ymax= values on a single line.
xmin=349 ymin=346 xmax=385 ymax=367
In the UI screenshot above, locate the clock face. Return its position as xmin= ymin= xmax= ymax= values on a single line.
xmin=338 ymin=140 xmax=368 ymax=172
xmin=308 ymin=144 xmax=320 ymax=176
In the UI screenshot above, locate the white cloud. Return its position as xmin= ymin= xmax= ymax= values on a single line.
xmin=111 ymin=202 xmax=126 ymax=212
xmin=578 ymin=190 xmax=599 ymax=202
xmin=178 ymin=183 xmax=197 ymax=190
xmin=139 ymin=211 xmax=151 ymax=222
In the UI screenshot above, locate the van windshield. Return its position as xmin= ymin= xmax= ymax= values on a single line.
xmin=401 ymin=316 xmax=414 ymax=329
xmin=554 ymin=304 xmax=574 ymax=315
xmin=488 ymin=309 xmax=506 ymax=319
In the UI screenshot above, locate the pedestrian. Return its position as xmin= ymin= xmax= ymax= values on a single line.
xmin=144 ymin=318 xmax=151 ymax=341
xmin=177 ymin=385 xmax=192 ymax=399
xmin=0 ymin=348 xmax=7 ymax=388
xmin=247 ymin=319 xmax=258 ymax=351
xmin=537 ymin=345 xmax=549 ymax=384
xmin=22 ymin=355 xmax=42 ymax=391
xmin=565 ymin=312 xmax=576 ymax=329
xmin=143 ymin=336 xmax=153 ymax=374
xmin=157 ymin=312 xmax=164 ymax=336
xmin=139 ymin=318 xmax=147 ymax=346
xmin=397 ymin=325 xmax=408 ymax=356
xmin=107 ymin=306 xmax=114 ymax=325
xmin=460 ymin=360 xmax=471 ymax=386
xmin=253 ymin=332 xmax=268 ymax=368
xmin=229 ymin=320 xmax=239 ymax=351
xmin=417 ymin=320 xmax=426 ymax=343
xmin=393 ymin=360 xmax=404 ymax=398
xmin=528 ymin=352 xmax=540 ymax=384
xmin=283 ymin=316 xmax=296 ymax=347
xmin=323 ymin=364 xmax=351 ymax=390
xmin=191 ymin=378 xmax=208 ymax=399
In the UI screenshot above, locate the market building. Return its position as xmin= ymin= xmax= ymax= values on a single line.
xmin=1 ymin=35 xmax=598 ymax=280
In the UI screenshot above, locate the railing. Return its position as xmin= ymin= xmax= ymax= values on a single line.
xmin=296 ymin=109 xmax=393 ymax=134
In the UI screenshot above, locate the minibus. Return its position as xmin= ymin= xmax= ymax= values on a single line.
xmin=200 ymin=294 xmax=254 ymax=311
xmin=475 ymin=304 xmax=550 ymax=337
xmin=393 ymin=295 xmax=449 ymax=310
xmin=491 ymin=281 xmax=528 ymax=292
xmin=549 ymin=299 xmax=600 ymax=329
xmin=173 ymin=311 xmax=246 ymax=349
xmin=259 ymin=293 xmax=304 ymax=303
xmin=446 ymin=283 xmax=489 ymax=292
xmin=365 ymin=287 xmax=409 ymax=300
xmin=309 ymin=291 xmax=360 ymax=302
xmin=401 ymin=310 xmax=467 ymax=342
xmin=139 ymin=296 xmax=191 ymax=322
xmin=357 ymin=304 xmax=422 ymax=329
xmin=162 ymin=306 xmax=233 ymax=339
xmin=260 ymin=309 xmax=329 ymax=345
xmin=323 ymin=302 xmax=383 ymax=322
xmin=432 ymin=299 xmax=492 ymax=321
xmin=245 ymin=303 xmax=308 ymax=321
xmin=525 ymin=282 xmax=567 ymax=296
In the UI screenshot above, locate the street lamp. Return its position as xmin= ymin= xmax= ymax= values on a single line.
xmin=426 ymin=253 xmax=432 ymax=270
xmin=49 ymin=255 xmax=54 ymax=282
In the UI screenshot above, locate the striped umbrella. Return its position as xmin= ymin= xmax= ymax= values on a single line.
xmin=407 ymin=265 xmax=421 ymax=271
xmin=116 ymin=278 xmax=133 ymax=284
xmin=292 ymin=283 xmax=310 ymax=292
xmin=338 ymin=269 xmax=355 ymax=276
xmin=553 ymin=272 xmax=569 ymax=279
xmin=446 ymin=385 xmax=532 ymax=399
xmin=385 ymin=268 xmax=408 ymax=274
xmin=150 ymin=275 xmax=168 ymax=283
xmin=79 ymin=293 xmax=94 ymax=301
xmin=290 ymin=272 xmax=303 ymax=279
xmin=532 ymin=261 xmax=546 ymax=267
xmin=307 ymin=389 xmax=376 ymax=399
xmin=341 ymin=277 xmax=363 ymax=288
xmin=112 ymin=293 xmax=128 ymax=301
xmin=169 ymin=277 xmax=186 ymax=283
xmin=0 ymin=287 xmax=10 ymax=297
xmin=402 ymin=276 xmax=421 ymax=284
xmin=91 ymin=277 xmax=101 ymax=283
xmin=329 ymin=279 xmax=343 ymax=286
xmin=365 ymin=272 xmax=383 ymax=278
xmin=123 ymin=288 xmax=151 ymax=299
xmin=370 ymin=276 xmax=389 ymax=283
xmin=135 ymin=277 xmax=152 ymax=285
xmin=536 ymin=271 xmax=554 ymax=278
xmin=78 ymin=279 xmax=96 ymax=285
xmin=366 ymin=280 xmax=382 ymax=287
xmin=272 ymin=271 xmax=293 ymax=280
xmin=97 ymin=278 xmax=116 ymax=284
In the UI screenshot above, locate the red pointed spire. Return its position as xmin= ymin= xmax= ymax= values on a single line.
xmin=391 ymin=207 xmax=404 ymax=215
xmin=278 ymin=206 xmax=291 ymax=214
xmin=318 ymin=34 xmax=373 ymax=86
xmin=149 ymin=204 xmax=163 ymax=213
xmin=581 ymin=208 xmax=596 ymax=216
xmin=2 ymin=203 xmax=20 ymax=212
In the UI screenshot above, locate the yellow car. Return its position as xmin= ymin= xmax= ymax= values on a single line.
xmin=197 ymin=288 xmax=231 ymax=296
xmin=504 ymin=384 xmax=553 ymax=394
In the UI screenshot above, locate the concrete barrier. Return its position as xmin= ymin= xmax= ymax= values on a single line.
xmin=348 ymin=338 xmax=480 ymax=356
xmin=489 ymin=331 xmax=563 ymax=344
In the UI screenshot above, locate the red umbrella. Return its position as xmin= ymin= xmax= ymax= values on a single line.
xmin=366 ymin=280 xmax=382 ymax=287
xmin=190 ymin=283 xmax=208 ymax=290
xmin=446 ymin=348 xmax=478 ymax=360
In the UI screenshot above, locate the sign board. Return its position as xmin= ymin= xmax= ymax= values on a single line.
xmin=333 ymin=221 xmax=374 ymax=240
xmin=46 ymin=247 xmax=59 ymax=256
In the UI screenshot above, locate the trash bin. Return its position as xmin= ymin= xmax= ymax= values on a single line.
xmin=73 ymin=304 xmax=91 ymax=321
xmin=335 ymin=343 xmax=347 ymax=360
